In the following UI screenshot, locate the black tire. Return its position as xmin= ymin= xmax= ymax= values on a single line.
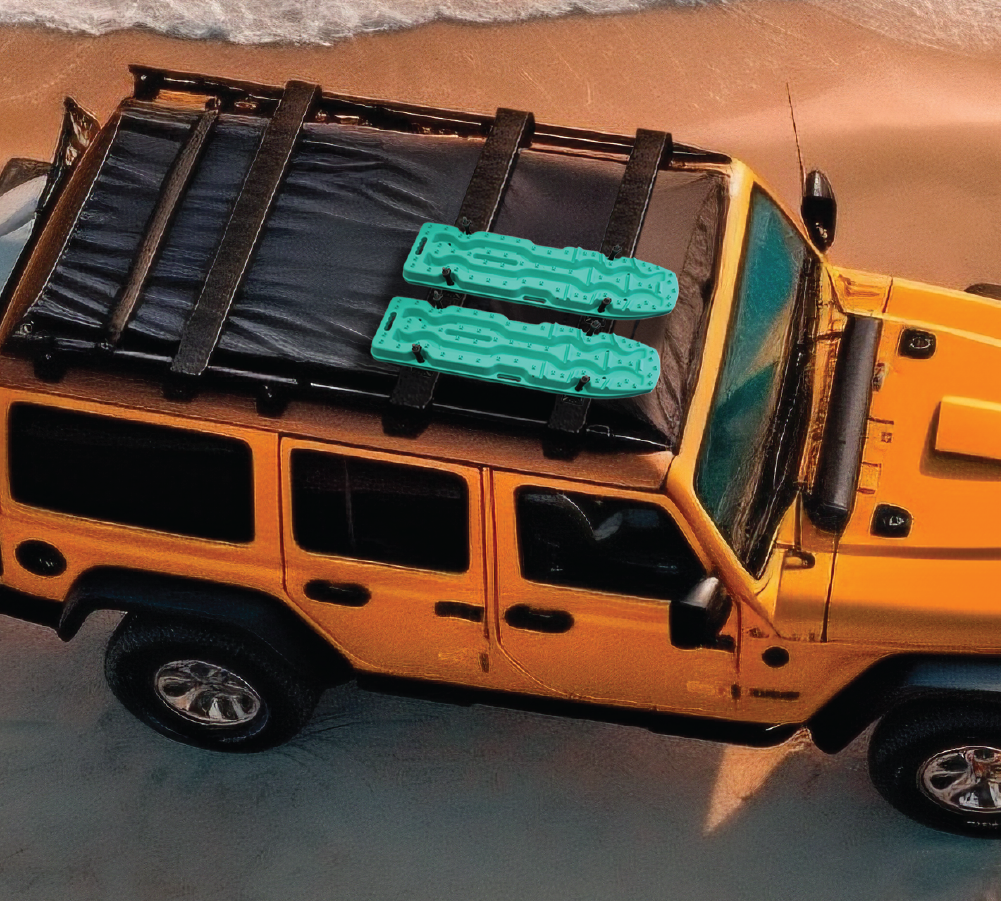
xmin=868 ymin=700 xmax=1001 ymax=837
xmin=105 ymin=614 xmax=322 ymax=752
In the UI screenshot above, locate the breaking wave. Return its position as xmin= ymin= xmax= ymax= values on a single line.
xmin=0 ymin=0 xmax=1000 ymax=51
xmin=0 ymin=0 xmax=705 ymax=44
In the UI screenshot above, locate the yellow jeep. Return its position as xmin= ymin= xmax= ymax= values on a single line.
xmin=0 ymin=66 xmax=996 ymax=836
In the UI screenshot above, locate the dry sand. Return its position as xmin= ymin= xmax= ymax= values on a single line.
xmin=1 ymin=2 xmax=1001 ymax=290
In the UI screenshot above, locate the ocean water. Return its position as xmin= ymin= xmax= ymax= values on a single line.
xmin=0 ymin=0 xmax=998 ymax=51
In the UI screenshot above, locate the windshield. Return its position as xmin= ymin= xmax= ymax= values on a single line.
xmin=695 ymin=187 xmax=818 ymax=574
xmin=0 ymin=175 xmax=46 ymax=295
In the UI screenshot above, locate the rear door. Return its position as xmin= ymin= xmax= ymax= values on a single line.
xmin=0 ymin=396 xmax=281 ymax=602
xmin=281 ymin=438 xmax=490 ymax=685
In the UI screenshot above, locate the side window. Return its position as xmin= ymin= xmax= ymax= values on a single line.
xmin=291 ymin=450 xmax=469 ymax=573
xmin=9 ymin=403 xmax=254 ymax=542
xmin=515 ymin=488 xmax=704 ymax=601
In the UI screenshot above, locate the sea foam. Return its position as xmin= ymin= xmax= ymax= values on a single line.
xmin=0 ymin=0 xmax=696 ymax=44
xmin=0 ymin=0 xmax=999 ymax=51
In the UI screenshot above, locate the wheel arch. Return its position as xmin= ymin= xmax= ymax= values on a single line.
xmin=58 ymin=567 xmax=350 ymax=685
xmin=808 ymin=654 xmax=1001 ymax=753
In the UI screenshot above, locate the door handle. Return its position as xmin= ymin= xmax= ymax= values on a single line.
xmin=434 ymin=601 xmax=485 ymax=623
xmin=504 ymin=604 xmax=574 ymax=634
xmin=304 ymin=580 xmax=371 ymax=607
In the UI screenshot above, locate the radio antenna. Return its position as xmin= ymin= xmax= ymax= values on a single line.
xmin=786 ymin=82 xmax=806 ymax=187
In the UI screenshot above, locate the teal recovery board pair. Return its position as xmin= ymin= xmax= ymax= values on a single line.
xmin=371 ymin=224 xmax=678 ymax=399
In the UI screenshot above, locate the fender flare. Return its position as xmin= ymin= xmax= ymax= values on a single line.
xmin=808 ymin=654 xmax=1001 ymax=753
xmin=58 ymin=567 xmax=350 ymax=685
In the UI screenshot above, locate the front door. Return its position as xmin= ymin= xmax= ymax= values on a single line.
xmin=281 ymin=439 xmax=489 ymax=686
xmin=493 ymin=472 xmax=737 ymax=715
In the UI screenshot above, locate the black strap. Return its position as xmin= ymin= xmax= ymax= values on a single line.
xmin=170 ymin=81 xmax=319 ymax=381
xmin=546 ymin=129 xmax=672 ymax=451
xmin=452 ymin=108 xmax=535 ymax=239
xmin=103 ymin=108 xmax=219 ymax=350
xmin=386 ymin=108 xmax=534 ymax=427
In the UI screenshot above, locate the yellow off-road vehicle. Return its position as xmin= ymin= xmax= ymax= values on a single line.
xmin=0 ymin=67 xmax=997 ymax=837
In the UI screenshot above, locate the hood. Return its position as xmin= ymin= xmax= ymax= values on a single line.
xmin=841 ymin=277 xmax=1001 ymax=553
xmin=825 ymin=274 xmax=1001 ymax=649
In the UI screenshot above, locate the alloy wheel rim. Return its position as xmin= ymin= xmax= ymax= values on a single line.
xmin=154 ymin=659 xmax=262 ymax=727
xmin=918 ymin=746 xmax=1001 ymax=813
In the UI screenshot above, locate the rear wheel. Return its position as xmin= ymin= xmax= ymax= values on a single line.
xmin=105 ymin=614 xmax=322 ymax=752
xmin=868 ymin=701 xmax=1001 ymax=837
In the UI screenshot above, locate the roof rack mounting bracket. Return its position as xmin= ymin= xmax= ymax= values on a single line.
xmin=169 ymin=79 xmax=320 ymax=387
xmin=256 ymin=383 xmax=289 ymax=418
xmin=385 ymin=107 xmax=534 ymax=435
xmin=32 ymin=340 xmax=66 ymax=384
xmin=545 ymin=128 xmax=672 ymax=458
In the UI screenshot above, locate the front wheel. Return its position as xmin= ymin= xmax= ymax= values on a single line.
xmin=105 ymin=614 xmax=322 ymax=752
xmin=868 ymin=701 xmax=1001 ymax=837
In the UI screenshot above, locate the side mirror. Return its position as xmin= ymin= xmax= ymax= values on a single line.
xmin=801 ymin=169 xmax=836 ymax=251
xmin=669 ymin=576 xmax=733 ymax=650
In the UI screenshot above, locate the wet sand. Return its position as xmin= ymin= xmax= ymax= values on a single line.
xmin=0 ymin=613 xmax=998 ymax=901
xmin=2 ymin=2 xmax=1001 ymax=288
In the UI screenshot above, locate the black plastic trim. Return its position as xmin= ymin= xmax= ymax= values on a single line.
xmin=805 ymin=314 xmax=882 ymax=533
xmin=303 ymin=580 xmax=371 ymax=607
xmin=966 ymin=283 xmax=1001 ymax=301
xmin=58 ymin=568 xmax=349 ymax=684
xmin=898 ymin=328 xmax=936 ymax=360
xmin=0 ymin=584 xmax=62 ymax=629
xmin=871 ymin=503 xmax=912 ymax=538
xmin=358 ymin=673 xmax=799 ymax=748
xmin=808 ymin=654 xmax=1001 ymax=753
xmin=434 ymin=601 xmax=485 ymax=623
xmin=504 ymin=604 xmax=574 ymax=634
xmin=14 ymin=540 xmax=66 ymax=578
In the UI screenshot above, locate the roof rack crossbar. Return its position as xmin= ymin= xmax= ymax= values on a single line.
xmin=102 ymin=108 xmax=219 ymax=350
xmin=546 ymin=128 xmax=672 ymax=450
xmin=127 ymin=67 xmax=729 ymax=163
xmin=170 ymin=80 xmax=319 ymax=381
xmin=386 ymin=107 xmax=534 ymax=423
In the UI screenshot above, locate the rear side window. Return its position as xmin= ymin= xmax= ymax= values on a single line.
xmin=291 ymin=449 xmax=469 ymax=573
xmin=515 ymin=488 xmax=704 ymax=601
xmin=9 ymin=404 xmax=254 ymax=542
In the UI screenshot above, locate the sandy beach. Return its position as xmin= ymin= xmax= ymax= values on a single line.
xmin=2 ymin=4 xmax=1001 ymax=899
xmin=2 ymin=2 xmax=1001 ymax=290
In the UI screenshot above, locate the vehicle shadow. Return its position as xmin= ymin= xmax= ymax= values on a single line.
xmin=0 ymin=617 xmax=997 ymax=901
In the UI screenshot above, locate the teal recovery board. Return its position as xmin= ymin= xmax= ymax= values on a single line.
xmin=403 ymin=223 xmax=679 ymax=319
xmin=372 ymin=298 xmax=661 ymax=398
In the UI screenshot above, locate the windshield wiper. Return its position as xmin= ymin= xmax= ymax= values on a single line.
xmin=742 ymin=258 xmax=818 ymax=567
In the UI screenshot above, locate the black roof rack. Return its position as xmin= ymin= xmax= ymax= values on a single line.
xmin=127 ymin=65 xmax=729 ymax=165
xmin=2 ymin=67 xmax=723 ymax=456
